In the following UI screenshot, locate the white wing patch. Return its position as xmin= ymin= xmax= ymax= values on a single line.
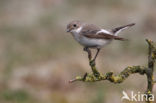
xmin=97 ymin=29 xmax=111 ymax=35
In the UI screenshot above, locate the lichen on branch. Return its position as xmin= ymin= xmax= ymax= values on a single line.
xmin=69 ymin=39 xmax=156 ymax=103
xmin=69 ymin=66 xmax=147 ymax=83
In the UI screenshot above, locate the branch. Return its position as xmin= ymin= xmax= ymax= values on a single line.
xmin=69 ymin=66 xmax=146 ymax=83
xmin=145 ymin=39 xmax=156 ymax=103
xmin=69 ymin=39 xmax=156 ymax=103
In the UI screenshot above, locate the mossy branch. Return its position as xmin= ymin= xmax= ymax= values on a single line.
xmin=69 ymin=39 xmax=156 ymax=103
xmin=69 ymin=65 xmax=147 ymax=83
xmin=145 ymin=39 xmax=155 ymax=103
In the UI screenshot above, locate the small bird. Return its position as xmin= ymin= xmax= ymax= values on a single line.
xmin=66 ymin=20 xmax=135 ymax=62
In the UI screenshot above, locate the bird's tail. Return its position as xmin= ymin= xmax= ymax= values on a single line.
xmin=112 ymin=23 xmax=135 ymax=36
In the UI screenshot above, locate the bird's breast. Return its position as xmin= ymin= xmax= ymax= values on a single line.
xmin=72 ymin=32 xmax=81 ymax=42
xmin=71 ymin=31 xmax=112 ymax=48
xmin=79 ymin=36 xmax=111 ymax=48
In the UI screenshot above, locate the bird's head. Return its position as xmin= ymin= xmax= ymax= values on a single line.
xmin=66 ymin=20 xmax=83 ymax=33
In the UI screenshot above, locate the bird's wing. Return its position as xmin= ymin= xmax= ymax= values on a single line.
xmin=81 ymin=24 xmax=127 ymax=41
xmin=83 ymin=32 xmax=127 ymax=41
xmin=84 ymin=33 xmax=127 ymax=41
xmin=80 ymin=24 xmax=101 ymax=36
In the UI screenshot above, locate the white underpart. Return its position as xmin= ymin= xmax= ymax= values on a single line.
xmin=71 ymin=27 xmax=82 ymax=43
xmin=71 ymin=27 xmax=111 ymax=48
xmin=79 ymin=36 xmax=111 ymax=48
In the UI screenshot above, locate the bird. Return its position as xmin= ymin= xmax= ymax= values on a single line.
xmin=66 ymin=20 xmax=135 ymax=62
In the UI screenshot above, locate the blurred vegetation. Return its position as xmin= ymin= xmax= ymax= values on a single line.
xmin=0 ymin=0 xmax=155 ymax=103
xmin=0 ymin=89 xmax=35 ymax=103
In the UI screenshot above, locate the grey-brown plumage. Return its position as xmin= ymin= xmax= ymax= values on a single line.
xmin=111 ymin=23 xmax=135 ymax=35
xmin=80 ymin=23 xmax=135 ymax=41
xmin=66 ymin=20 xmax=135 ymax=62
xmin=84 ymin=32 xmax=127 ymax=41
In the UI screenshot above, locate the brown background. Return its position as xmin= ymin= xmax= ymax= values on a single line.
xmin=0 ymin=0 xmax=156 ymax=103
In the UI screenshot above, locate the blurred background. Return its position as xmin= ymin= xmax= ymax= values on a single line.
xmin=0 ymin=0 xmax=156 ymax=103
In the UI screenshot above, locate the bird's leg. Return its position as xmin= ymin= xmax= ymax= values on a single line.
xmin=89 ymin=48 xmax=100 ymax=77
xmin=83 ymin=47 xmax=100 ymax=78
xmin=83 ymin=47 xmax=92 ymax=61
xmin=92 ymin=48 xmax=100 ymax=62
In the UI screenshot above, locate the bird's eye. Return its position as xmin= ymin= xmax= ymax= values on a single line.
xmin=73 ymin=24 xmax=77 ymax=27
